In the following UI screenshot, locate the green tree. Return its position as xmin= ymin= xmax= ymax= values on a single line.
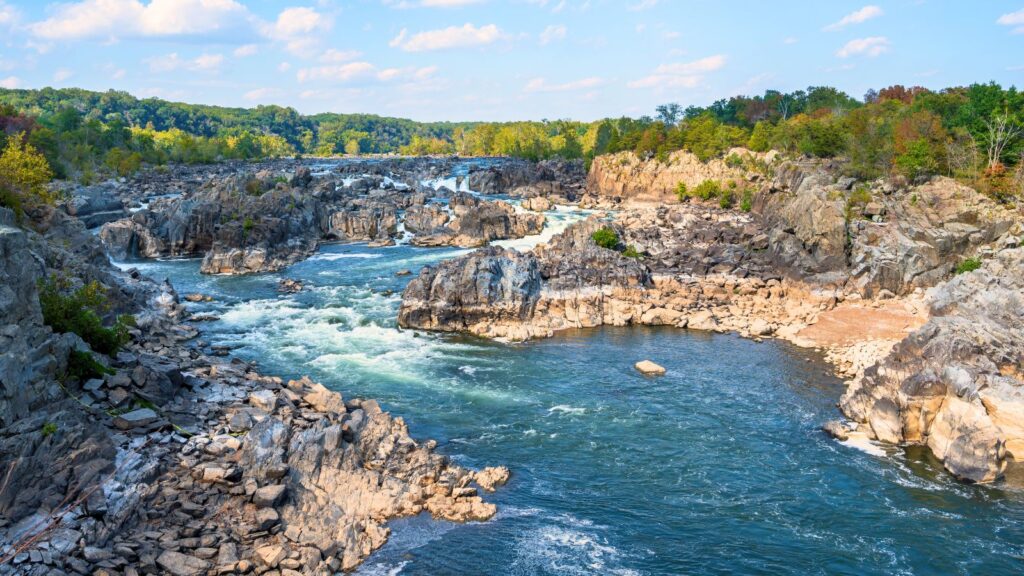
xmin=0 ymin=140 xmax=56 ymax=218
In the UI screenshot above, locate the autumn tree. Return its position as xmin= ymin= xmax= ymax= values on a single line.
xmin=0 ymin=139 xmax=56 ymax=219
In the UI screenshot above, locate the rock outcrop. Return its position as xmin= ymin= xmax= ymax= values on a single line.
xmin=587 ymin=149 xmax=763 ymax=203
xmin=0 ymin=199 xmax=504 ymax=573
xmin=410 ymin=194 xmax=545 ymax=248
xmin=839 ymin=246 xmax=1024 ymax=482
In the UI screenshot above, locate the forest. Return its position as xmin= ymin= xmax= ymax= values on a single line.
xmin=1 ymin=83 xmax=1023 ymax=203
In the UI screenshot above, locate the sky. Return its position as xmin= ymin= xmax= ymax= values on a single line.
xmin=0 ymin=1 xmax=1023 ymax=122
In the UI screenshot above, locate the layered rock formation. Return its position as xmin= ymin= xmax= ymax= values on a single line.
xmin=839 ymin=246 xmax=1024 ymax=482
xmin=409 ymin=194 xmax=545 ymax=248
xmin=587 ymin=149 xmax=765 ymax=203
xmin=0 ymin=201 xmax=505 ymax=573
xmin=98 ymin=159 xmax=559 ymax=273
xmin=401 ymin=155 xmax=1023 ymax=482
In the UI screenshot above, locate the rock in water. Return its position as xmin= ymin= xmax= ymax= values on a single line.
xmin=635 ymin=360 xmax=666 ymax=375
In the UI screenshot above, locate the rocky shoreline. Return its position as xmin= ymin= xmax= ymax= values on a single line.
xmin=399 ymin=150 xmax=1024 ymax=483
xmin=0 ymin=192 xmax=508 ymax=573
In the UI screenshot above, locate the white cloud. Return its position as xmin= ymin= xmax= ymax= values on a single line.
xmin=389 ymin=23 xmax=503 ymax=52
xmin=824 ymin=5 xmax=883 ymax=32
xmin=320 ymin=49 xmax=362 ymax=62
xmin=628 ymin=0 xmax=657 ymax=11
xmin=783 ymin=36 xmax=798 ymax=45
xmin=420 ymin=0 xmax=484 ymax=5
xmin=0 ymin=75 xmax=19 ymax=88
xmin=524 ymin=76 xmax=602 ymax=92
xmin=53 ymin=68 xmax=73 ymax=82
xmin=539 ymin=24 xmax=566 ymax=45
xmin=145 ymin=52 xmax=224 ymax=72
xmin=296 ymin=62 xmax=377 ymax=82
xmin=30 ymin=0 xmax=250 ymax=41
xmin=997 ymin=9 xmax=1024 ymax=34
xmin=112 ymin=68 xmax=126 ymax=79
xmin=836 ymin=36 xmax=890 ymax=58
xmin=297 ymin=62 xmax=437 ymax=84
xmin=628 ymin=54 xmax=726 ymax=89
xmin=264 ymin=6 xmax=333 ymax=57
xmin=0 ymin=1 xmax=18 ymax=26
xmin=234 ymin=44 xmax=258 ymax=57
xmin=278 ymin=62 xmax=291 ymax=72
xmin=244 ymin=87 xmax=281 ymax=101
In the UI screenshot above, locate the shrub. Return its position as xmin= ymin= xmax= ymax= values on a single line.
xmin=38 ymin=275 xmax=135 ymax=356
xmin=243 ymin=216 xmax=255 ymax=234
xmin=719 ymin=188 xmax=734 ymax=209
xmin=66 ymin=349 xmax=115 ymax=382
xmin=0 ymin=140 xmax=56 ymax=220
xmin=623 ymin=245 xmax=641 ymax=259
xmin=41 ymin=422 xmax=58 ymax=437
xmin=692 ymin=180 xmax=721 ymax=201
xmin=591 ymin=227 xmax=619 ymax=249
xmin=244 ymin=178 xmax=263 ymax=196
xmin=740 ymin=189 xmax=753 ymax=212
xmin=675 ymin=182 xmax=688 ymax=202
xmin=845 ymin=185 xmax=873 ymax=220
xmin=725 ymin=153 xmax=743 ymax=168
xmin=955 ymin=257 xmax=982 ymax=275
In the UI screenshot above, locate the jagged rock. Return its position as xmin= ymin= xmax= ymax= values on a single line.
xmin=253 ymin=484 xmax=287 ymax=508
xmin=474 ymin=466 xmax=510 ymax=492
xmin=840 ymin=248 xmax=1024 ymax=482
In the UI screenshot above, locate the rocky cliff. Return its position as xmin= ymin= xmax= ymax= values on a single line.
xmin=0 ymin=200 xmax=506 ymax=573
xmin=98 ymin=159 xmax=560 ymax=273
xmin=400 ymin=155 xmax=1023 ymax=482
xmin=838 ymin=246 xmax=1024 ymax=482
xmin=587 ymin=149 xmax=763 ymax=203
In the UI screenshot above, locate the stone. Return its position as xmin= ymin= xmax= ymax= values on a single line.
xmin=474 ymin=466 xmax=510 ymax=492
xmin=249 ymin=390 xmax=277 ymax=412
xmin=634 ymin=360 xmax=666 ymax=375
xmin=156 ymin=550 xmax=211 ymax=576
xmin=113 ymin=408 xmax=159 ymax=430
xmin=255 ymin=544 xmax=286 ymax=567
xmin=253 ymin=484 xmax=287 ymax=508
xmin=255 ymin=508 xmax=280 ymax=531
xmin=822 ymin=420 xmax=850 ymax=441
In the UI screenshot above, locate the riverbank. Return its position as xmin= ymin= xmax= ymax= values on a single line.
xmin=398 ymin=150 xmax=1024 ymax=483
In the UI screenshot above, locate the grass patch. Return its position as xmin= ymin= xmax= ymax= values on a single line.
xmin=955 ymin=257 xmax=982 ymax=275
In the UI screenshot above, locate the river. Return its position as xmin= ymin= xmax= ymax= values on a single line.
xmin=119 ymin=161 xmax=1024 ymax=575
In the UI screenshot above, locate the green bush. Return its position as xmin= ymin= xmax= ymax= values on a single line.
xmin=719 ymin=188 xmax=734 ymax=209
xmin=591 ymin=227 xmax=619 ymax=249
xmin=623 ymin=245 xmax=642 ymax=259
xmin=66 ymin=349 xmax=115 ymax=382
xmin=675 ymin=182 xmax=688 ymax=202
xmin=725 ymin=154 xmax=743 ymax=168
xmin=955 ymin=257 xmax=982 ymax=275
xmin=740 ymin=189 xmax=753 ymax=212
xmin=41 ymin=422 xmax=58 ymax=437
xmin=845 ymin=186 xmax=873 ymax=220
xmin=38 ymin=275 xmax=135 ymax=356
xmin=244 ymin=178 xmax=263 ymax=196
xmin=692 ymin=180 xmax=721 ymax=201
xmin=243 ymin=216 xmax=255 ymax=234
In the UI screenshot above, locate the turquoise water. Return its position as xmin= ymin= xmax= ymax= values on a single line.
xmin=126 ymin=240 xmax=1024 ymax=576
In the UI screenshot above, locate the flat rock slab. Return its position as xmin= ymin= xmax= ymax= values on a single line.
xmin=157 ymin=550 xmax=211 ymax=576
xmin=634 ymin=360 xmax=666 ymax=375
xmin=113 ymin=408 xmax=159 ymax=430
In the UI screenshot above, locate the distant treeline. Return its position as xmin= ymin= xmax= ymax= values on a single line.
xmin=1 ymin=84 xmax=1022 ymax=201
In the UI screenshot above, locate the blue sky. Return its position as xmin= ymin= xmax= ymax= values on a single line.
xmin=0 ymin=1 xmax=1023 ymax=121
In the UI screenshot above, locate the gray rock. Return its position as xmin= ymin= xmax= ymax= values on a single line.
xmin=113 ymin=408 xmax=159 ymax=430
xmin=156 ymin=550 xmax=211 ymax=576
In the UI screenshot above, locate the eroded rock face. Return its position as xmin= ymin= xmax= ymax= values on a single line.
xmin=410 ymin=194 xmax=545 ymax=248
xmin=587 ymin=149 xmax=759 ymax=203
xmin=840 ymin=248 xmax=1024 ymax=482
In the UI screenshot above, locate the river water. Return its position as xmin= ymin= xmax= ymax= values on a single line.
xmin=121 ymin=163 xmax=1024 ymax=576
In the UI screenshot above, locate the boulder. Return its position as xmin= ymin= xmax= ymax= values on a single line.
xmin=634 ymin=360 xmax=666 ymax=375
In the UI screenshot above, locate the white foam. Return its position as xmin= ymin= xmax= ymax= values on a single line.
xmin=548 ymin=404 xmax=586 ymax=416
xmin=310 ymin=252 xmax=383 ymax=261
xmin=840 ymin=431 xmax=888 ymax=457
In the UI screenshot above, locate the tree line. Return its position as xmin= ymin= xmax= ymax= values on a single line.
xmin=2 ymin=83 xmax=1023 ymax=214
